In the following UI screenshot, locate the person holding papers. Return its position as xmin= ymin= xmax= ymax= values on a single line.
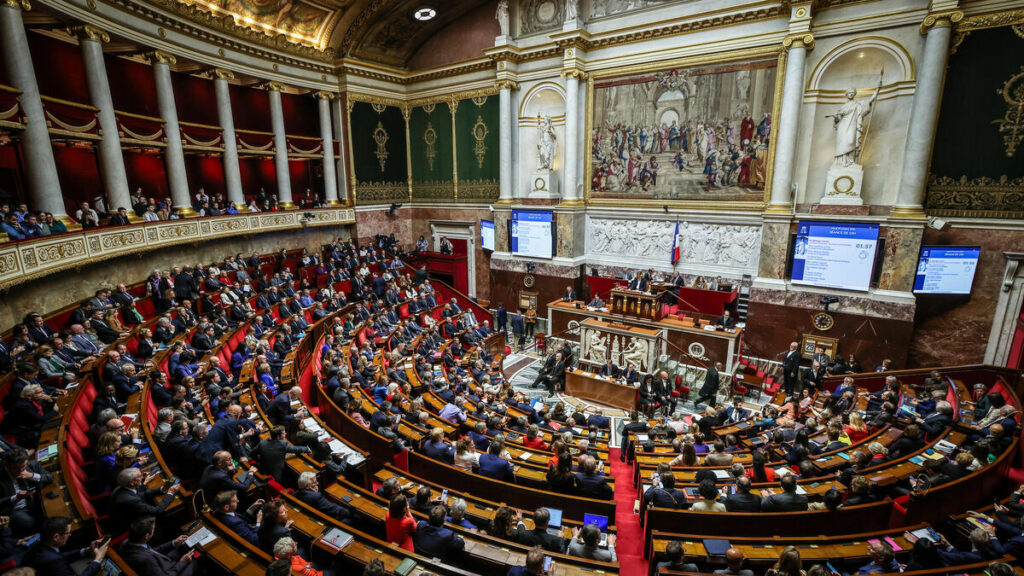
xmin=588 ymin=294 xmax=604 ymax=309
xmin=598 ymin=360 xmax=619 ymax=379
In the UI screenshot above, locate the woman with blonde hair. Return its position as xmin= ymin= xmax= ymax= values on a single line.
xmin=454 ymin=436 xmax=479 ymax=471
xmin=844 ymin=412 xmax=870 ymax=442
xmin=94 ymin=431 xmax=123 ymax=492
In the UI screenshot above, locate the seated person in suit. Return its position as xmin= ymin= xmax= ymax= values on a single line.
xmin=715 ymin=309 xmax=736 ymax=329
xmin=213 ymin=489 xmax=263 ymax=546
xmin=414 ymin=505 xmax=465 ymax=562
xmin=658 ymin=540 xmax=699 ymax=571
xmin=598 ymin=360 xmax=620 ymax=379
xmin=199 ymin=450 xmax=256 ymax=496
xmin=295 ymin=471 xmax=350 ymax=521
xmin=588 ymin=294 xmax=604 ymax=308
xmin=724 ymin=476 xmax=762 ymax=512
xmin=22 ymin=516 xmax=109 ymax=576
xmin=915 ymin=400 xmax=955 ymax=436
xmin=507 ymin=546 xmax=547 ymax=576
xmin=760 ymin=473 xmax=808 ymax=512
xmin=513 ymin=507 xmax=566 ymax=553
xmin=645 ymin=472 xmax=687 ymax=509
xmin=715 ymin=548 xmax=756 ymax=576
xmin=587 ymin=409 xmax=611 ymax=429
xmin=120 ymin=515 xmax=197 ymax=576
xmin=574 ymin=454 xmax=613 ymax=500
xmin=691 ymin=478 xmax=726 ymax=512
xmin=561 ymin=286 xmax=575 ymax=302
xmin=567 ymin=523 xmax=616 ymax=562
xmin=477 ymin=437 xmax=516 ymax=482
xmin=108 ymin=467 xmax=181 ymax=536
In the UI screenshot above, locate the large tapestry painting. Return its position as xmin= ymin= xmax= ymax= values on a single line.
xmin=589 ymin=58 xmax=777 ymax=202
xmin=926 ymin=25 xmax=1024 ymax=217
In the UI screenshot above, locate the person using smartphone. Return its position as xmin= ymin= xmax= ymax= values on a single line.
xmin=119 ymin=515 xmax=198 ymax=576
xmin=21 ymin=516 xmax=109 ymax=575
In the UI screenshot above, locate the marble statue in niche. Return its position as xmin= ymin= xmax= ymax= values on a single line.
xmin=495 ymin=0 xmax=509 ymax=36
xmin=829 ymin=83 xmax=881 ymax=168
xmin=537 ymin=115 xmax=558 ymax=170
xmin=587 ymin=329 xmax=608 ymax=364
xmin=622 ymin=337 xmax=650 ymax=372
xmin=565 ymin=0 xmax=578 ymax=22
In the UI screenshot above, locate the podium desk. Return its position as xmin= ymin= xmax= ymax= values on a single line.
xmin=565 ymin=369 xmax=638 ymax=411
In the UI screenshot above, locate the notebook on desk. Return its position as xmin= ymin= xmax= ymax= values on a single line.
xmin=703 ymin=539 xmax=732 ymax=556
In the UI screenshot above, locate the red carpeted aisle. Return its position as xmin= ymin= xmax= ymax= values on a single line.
xmin=609 ymin=448 xmax=648 ymax=576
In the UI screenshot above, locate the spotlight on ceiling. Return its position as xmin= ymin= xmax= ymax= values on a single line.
xmin=413 ymin=7 xmax=436 ymax=21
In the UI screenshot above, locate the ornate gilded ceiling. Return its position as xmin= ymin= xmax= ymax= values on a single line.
xmin=168 ymin=0 xmax=493 ymax=64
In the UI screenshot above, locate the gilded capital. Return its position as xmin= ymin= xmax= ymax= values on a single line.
xmin=267 ymin=81 xmax=288 ymax=92
xmin=2 ymin=0 xmax=31 ymax=11
xmin=147 ymin=50 xmax=177 ymax=65
xmin=447 ymin=98 xmax=459 ymax=114
xmin=560 ymin=69 xmax=587 ymax=81
xmin=213 ymin=68 xmax=235 ymax=80
xmin=67 ymin=24 xmax=109 ymax=43
xmin=782 ymin=33 xmax=815 ymax=51
xmin=313 ymin=90 xmax=335 ymax=101
xmin=920 ymin=9 xmax=964 ymax=34
xmin=495 ymin=79 xmax=520 ymax=91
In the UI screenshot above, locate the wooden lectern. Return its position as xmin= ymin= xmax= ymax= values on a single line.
xmin=609 ymin=287 xmax=664 ymax=321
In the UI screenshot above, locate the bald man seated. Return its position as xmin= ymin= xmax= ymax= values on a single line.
xmin=713 ymin=548 xmax=755 ymax=576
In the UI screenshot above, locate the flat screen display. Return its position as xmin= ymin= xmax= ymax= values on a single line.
xmin=791 ymin=221 xmax=880 ymax=292
xmin=913 ymin=246 xmax=980 ymax=294
xmin=480 ymin=220 xmax=494 ymax=251
xmin=510 ymin=210 xmax=553 ymax=259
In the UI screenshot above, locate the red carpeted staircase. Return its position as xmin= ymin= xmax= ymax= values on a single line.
xmin=609 ymin=448 xmax=648 ymax=576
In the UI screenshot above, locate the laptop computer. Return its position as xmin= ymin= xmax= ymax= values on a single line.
xmin=545 ymin=508 xmax=563 ymax=536
xmin=583 ymin=513 xmax=608 ymax=532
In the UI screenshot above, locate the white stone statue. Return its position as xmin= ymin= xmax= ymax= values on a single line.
xmin=537 ymin=115 xmax=557 ymax=170
xmin=565 ymin=0 xmax=578 ymax=22
xmin=587 ymin=330 xmax=607 ymax=364
xmin=496 ymin=0 xmax=509 ymax=36
xmin=622 ymin=337 xmax=649 ymax=372
xmin=828 ymin=76 xmax=882 ymax=168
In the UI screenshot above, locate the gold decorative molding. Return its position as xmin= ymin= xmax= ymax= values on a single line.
xmin=267 ymin=81 xmax=288 ymax=92
xmin=495 ymin=79 xmax=521 ymax=91
xmin=66 ymin=24 xmax=110 ymax=43
xmin=782 ymin=33 xmax=815 ymax=51
xmin=213 ymin=68 xmax=235 ymax=81
xmin=921 ymin=9 xmax=964 ymax=34
xmin=145 ymin=50 xmax=177 ymax=65
xmin=314 ymin=91 xmax=335 ymax=101
xmin=2 ymin=0 xmax=31 ymax=11
xmin=957 ymin=8 xmax=1024 ymax=31
xmin=926 ymin=174 xmax=1024 ymax=218
xmin=561 ymin=69 xmax=587 ymax=80
xmin=0 ymin=209 xmax=355 ymax=291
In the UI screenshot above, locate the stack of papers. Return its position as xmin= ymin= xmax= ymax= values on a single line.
xmin=518 ymin=452 xmax=533 ymax=460
xmin=185 ymin=527 xmax=217 ymax=548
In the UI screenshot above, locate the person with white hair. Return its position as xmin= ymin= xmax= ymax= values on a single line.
xmin=294 ymin=471 xmax=350 ymax=520
xmin=446 ymin=498 xmax=476 ymax=529
xmin=272 ymin=536 xmax=328 ymax=576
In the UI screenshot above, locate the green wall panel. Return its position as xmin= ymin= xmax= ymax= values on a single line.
xmin=410 ymin=103 xmax=454 ymax=202
xmin=455 ymin=95 xmax=500 ymax=202
xmin=350 ymin=100 xmax=408 ymax=204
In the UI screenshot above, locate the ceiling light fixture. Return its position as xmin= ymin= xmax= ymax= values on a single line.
xmin=414 ymin=7 xmax=436 ymax=21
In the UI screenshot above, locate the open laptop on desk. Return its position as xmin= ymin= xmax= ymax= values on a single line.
xmin=583 ymin=514 xmax=610 ymax=547
xmin=545 ymin=508 xmax=563 ymax=536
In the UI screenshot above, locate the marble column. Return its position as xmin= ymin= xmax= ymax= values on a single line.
xmin=767 ymin=35 xmax=812 ymax=212
xmin=497 ymin=81 xmax=516 ymax=203
xmin=150 ymin=51 xmax=194 ymax=216
xmin=561 ymin=71 xmax=582 ymax=204
xmin=331 ymin=96 xmax=349 ymax=205
xmin=0 ymin=0 xmax=67 ymax=219
xmin=315 ymin=92 xmax=339 ymax=206
xmin=268 ymin=83 xmax=295 ymax=209
xmin=75 ymin=25 xmax=132 ymax=217
xmin=212 ymin=69 xmax=245 ymax=209
xmin=892 ymin=12 xmax=960 ymax=218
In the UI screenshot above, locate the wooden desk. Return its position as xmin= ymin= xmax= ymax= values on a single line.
xmin=610 ymin=287 xmax=663 ymax=321
xmin=565 ymin=369 xmax=638 ymax=410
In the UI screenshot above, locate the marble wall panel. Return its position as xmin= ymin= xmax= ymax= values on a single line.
xmin=877 ymin=225 xmax=924 ymax=292
xmin=757 ymin=219 xmax=791 ymax=279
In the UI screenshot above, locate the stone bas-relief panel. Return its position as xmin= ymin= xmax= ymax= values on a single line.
xmin=587 ymin=217 xmax=761 ymax=273
xmin=590 ymin=0 xmax=685 ymax=18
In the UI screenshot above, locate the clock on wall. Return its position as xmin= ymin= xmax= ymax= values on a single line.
xmin=813 ymin=312 xmax=835 ymax=331
xmin=523 ymin=274 xmax=536 ymax=288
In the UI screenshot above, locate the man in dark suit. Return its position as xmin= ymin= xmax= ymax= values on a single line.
xmin=0 ymin=448 xmax=54 ymax=537
xmin=197 ymin=404 xmax=251 ymax=464
xmin=782 ymin=341 xmax=802 ymax=395
xmin=199 ymin=450 xmax=256 ymax=496
xmin=108 ymin=467 xmax=181 ymax=536
xmin=266 ymin=386 xmax=307 ymax=427
xmin=513 ymin=507 xmax=566 ymax=553
xmin=295 ymin=472 xmax=350 ymax=520
xmin=477 ymin=442 xmax=515 ymax=482
xmin=561 ymin=286 xmax=576 ymax=301
xmin=760 ymin=474 xmax=808 ymax=512
xmin=543 ymin=352 xmax=566 ymax=397
xmin=586 ymin=409 xmax=611 ymax=429
xmin=22 ymin=516 xmax=108 ymax=576
xmin=508 ymin=546 xmax=547 ymax=576
xmin=724 ymin=397 xmax=750 ymax=424
xmin=696 ymin=362 xmax=722 ymax=407
xmin=714 ymin=310 xmax=736 ymax=330
xmin=119 ymin=516 xmax=196 ymax=576
xmin=915 ymin=401 xmax=955 ymax=437
xmin=574 ymin=455 xmax=613 ymax=500
xmin=496 ymin=303 xmax=507 ymax=334
xmin=620 ymin=410 xmax=649 ymax=462
xmin=212 ymin=490 xmax=262 ymax=546
xmin=724 ymin=476 xmax=762 ymax=512
xmin=253 ymin=426 xmax=311 ymax=484
xmin=414 ymin=505 xmax=465 ymax=561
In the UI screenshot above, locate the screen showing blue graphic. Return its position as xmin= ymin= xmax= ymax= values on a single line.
xmin=913 ymin=246 xmax=980 ymax=294
xmin=480 ymin=220 xmax=494 ymax=251
xmin=791 ymin=221 xmax=880 ymax=292
xmin=510 ymin=210 xmax=554 ymax=259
